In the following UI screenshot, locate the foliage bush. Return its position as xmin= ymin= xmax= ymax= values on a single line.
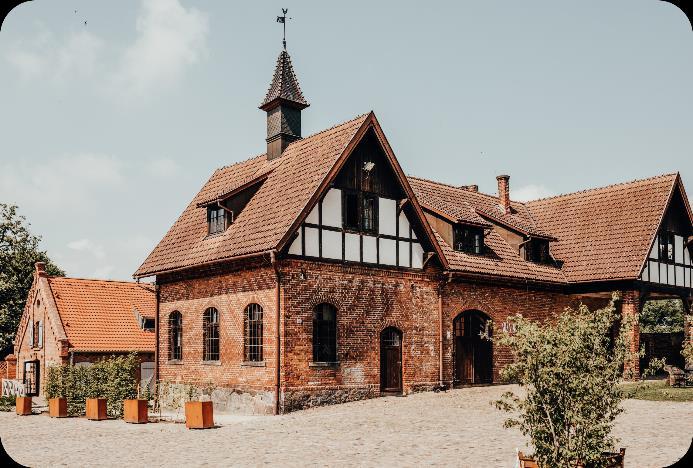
xmin=494 ymin=298 xmax=637 ymax=467
xmin=682 ymin=338 xmax=693 ymax=366
xmin=44 ymin=353 xmax=139 ymax=418
xmin=0 ymin=395 xmax=14 ymax=412
xmin=639 ymin=299 xmax=684 ymax=333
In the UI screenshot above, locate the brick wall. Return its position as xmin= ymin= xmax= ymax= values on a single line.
xmin=157 ymin=262 xmax=278 ymax=414
xmin=280 ymin=259 xmax=441 ymax=411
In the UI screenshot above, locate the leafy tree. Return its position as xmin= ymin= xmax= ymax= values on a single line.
xmin=0 ymin=203 xmax=64 ymax=355
xmin=640 ymin=299 xmax=684 ymax=333
xmin=494 ymin=298 xmax=637 ymax=467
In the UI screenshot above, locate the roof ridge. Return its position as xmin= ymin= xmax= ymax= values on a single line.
xmin=293 ymin=112 xmax=370 ymax=143
xmin=49 ymin=276 xmax=154 ymax=286
xmin=527 ymin=172 xmax=679 ymax=204
xmin=216 ymin=152 xmax=267 ymax=172
xmin=408 ymin=175 xmax=528 ymax=206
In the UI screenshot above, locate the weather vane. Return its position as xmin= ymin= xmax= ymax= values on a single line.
xmin=276 ymin=8 xmax=291 ymax=50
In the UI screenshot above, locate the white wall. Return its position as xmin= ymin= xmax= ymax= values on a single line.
xmin=322 ymin=188 xmax=341 ymax=227
xmin=379 ymin=198 xmax=397 ymax=236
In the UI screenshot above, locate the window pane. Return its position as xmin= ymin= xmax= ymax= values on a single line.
xmin=313 ymin=304 xmax=337 ymax=362
xmin=362 ymin=196 xmax=377 ymax=232
xmin=344 ymin=192 xmax=359 ymax=230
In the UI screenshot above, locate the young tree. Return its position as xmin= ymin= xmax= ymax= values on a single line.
xmin=0 ymin=203 xmax=64 ymax=355
xmin=495 ymin=298 xmax=636 ymax=467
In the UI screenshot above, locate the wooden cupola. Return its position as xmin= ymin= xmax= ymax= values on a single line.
xmin=259 ymin=49 xmax=310 ymax=160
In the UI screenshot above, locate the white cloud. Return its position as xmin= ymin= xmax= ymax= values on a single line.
xmin=67 ymin=238 xmax=107 ymax=259
xmin=110 ymin=0 xmax=209 ymax=99
xmin=4 ymin=0 xmax=208 ymax=100
xmin=145 ymin=157 xmax=181 ymax=178
xmin=512 ymin=184 xmax=554 ymax=202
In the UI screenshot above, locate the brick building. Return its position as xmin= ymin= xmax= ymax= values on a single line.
xmin=134 ymin=47 xmax=693 ymax=414
xmin=11 ymin=263 xmax=156 ymax=397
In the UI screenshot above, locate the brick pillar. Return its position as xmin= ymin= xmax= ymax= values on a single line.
xmin=621 ymin=290 xmax=640 ymax=380
xmin=5 ymin=355 xmax=17 ymax=380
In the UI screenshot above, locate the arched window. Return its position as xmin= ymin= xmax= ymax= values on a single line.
xmin=203 ymin=307 xmax=220 ymax=361
xmin=313 ymin=303 xmax=337 ymax=362
xmin=244 ymin=304 xmax=263 ymax=362
xmin=169 ymin=311 xmax=182 ymax=361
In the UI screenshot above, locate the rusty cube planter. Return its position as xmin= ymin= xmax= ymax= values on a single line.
xmin=123 ymin=399 xmax=148 ymax=424
xmin=185 ymin=401 xmax=214 ymax=429
xmin=49 ymin=398 xmax=68 ymax=418
xmin=15 ymin=396 xmax=32 ymax=416
xmin=86 ymin=398 xmax=108 ymax=420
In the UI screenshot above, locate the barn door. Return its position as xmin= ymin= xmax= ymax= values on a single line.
xmin=380 ymin=327 xmax=403 ymax=393
xmin=23 ymin=360 xmax=40 ymax=396
xmin=454 ymin=311 xmax=493 ymax=385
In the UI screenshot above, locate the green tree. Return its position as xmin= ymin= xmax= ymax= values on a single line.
xmin=0 ymin=203 xmax=64 ymax=355
xmin=639 ymin=299 xmax=684 ymax=333
xmin=494 ymin=298 xmax=637 ymax=467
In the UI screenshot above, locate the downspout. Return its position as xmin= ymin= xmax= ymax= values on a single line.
xmin=271 ymin=251 xmax=281 ymax=415
xmin=154 ymin=283 xmax=160 ymax=392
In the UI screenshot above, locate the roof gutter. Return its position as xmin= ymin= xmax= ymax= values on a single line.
xmin=134 ymin=249 xmax=275 ymax=280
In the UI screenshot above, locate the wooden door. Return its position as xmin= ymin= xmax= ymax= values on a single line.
xmin=380 ymin=328 xmax=402 ymax=393
xmin=456 ymin=338 xmax=475 ymax=384
xmin=23 ymin=360 xmax=39 ymax=396
xmin=454 ymin=311 xmax=493 ymax=385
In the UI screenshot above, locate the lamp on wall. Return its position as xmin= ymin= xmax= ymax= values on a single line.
xmin=363 ymin=161 xmax=375 ymax=173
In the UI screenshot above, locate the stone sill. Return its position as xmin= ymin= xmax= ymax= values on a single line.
xmin=309 ymin=361 xmax=340 ymax=369
xmin=201 ymin=360 xmax=221 ymax=366
xmin=241 ymin=361 xmax=266 ymax=367
xmin=167 ymin=360 xmax=183 ymax=365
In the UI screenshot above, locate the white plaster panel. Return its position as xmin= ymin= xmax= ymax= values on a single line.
xmin=649 ymin=243 xmax=657 ymax=259
xmin=641 ymin=263 xmax=649 ymax=282
xmin=411 ymin=229 xmax=417 ymax=240
xmin=322 ymin=188 xmax=342 ymax=228
xmin=322 ymin=229 xmax=342 ymax=260
xmin=305 ymin=205 xmax=319 ymax=225
xmin=398 ymin=240 xmax=410 ymax=267
xmin=685 ymin=245 xmax=691 ymax=265
xmin=650 ymin=261 xmax=659 ymax=283
xmin=668 ymin=264 xmax=675 ymax=285
xmin=288 ymin=229 xmax=302 ymax=255
xmin=398 ymin=211 xmax=410 ymax=238
xmin=345 ymin=233 xmax=360 ymax=262
xmin=363 ymin=235 xmax=377 ymax=263
xmin=305 ymin=227 xmax=319 ymax=257
xmin=379 ymin=198 xmax=397 ymax=236
xmin=676 ymin=266 xmax=684 ymax=287
xmin=412 ymin=242 xmax=424 ymax=269
xmin=380 ymin=238 xmax=397 ymax=266
xmin=675 ymin=235 xmax=684 ymax=263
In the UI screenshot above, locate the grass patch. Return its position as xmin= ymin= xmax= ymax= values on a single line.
xmin=621 ymin=379 xmax=693 ymax=402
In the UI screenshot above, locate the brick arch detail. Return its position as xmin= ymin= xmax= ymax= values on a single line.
xmin=304 ymin=293 xmax=347 ymax=313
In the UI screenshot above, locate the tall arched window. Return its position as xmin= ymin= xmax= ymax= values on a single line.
xmin=169 ymin=311 xmax=182 ymax=361
xmin=203 ymin=307 xmax=220 ymax=361
xmin=244 ymin=304 xmax=263 ymax=362
xmin=313 ymin=303 xmax=337 ymax=362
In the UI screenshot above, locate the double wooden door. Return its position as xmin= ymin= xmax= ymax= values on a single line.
xmin=454 ymin=311 xmax=493 ymax=385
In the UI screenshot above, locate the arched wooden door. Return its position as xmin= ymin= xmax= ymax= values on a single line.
xmin=453 ymin=311 xmax=492 ymax=385
xmin=380 ymin=327 xmax=403 ymax=393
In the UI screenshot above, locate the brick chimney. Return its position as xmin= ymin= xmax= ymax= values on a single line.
xmin=35 ymin=261 xmax=47 ymax=277
xmin=496 ymin=175 xmax=511 ymax=214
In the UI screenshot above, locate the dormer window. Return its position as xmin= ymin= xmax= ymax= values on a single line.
xmin=207 ymin=206 xmax=227 ymax=235
xmin=453 ymin=225 xmax=484 ymax=254
xmin=525 ymin=238 xmax=551 ymax=264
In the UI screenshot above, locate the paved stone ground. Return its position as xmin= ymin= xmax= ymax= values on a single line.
xmin=1 ymin=385 xmax=692 ymax=467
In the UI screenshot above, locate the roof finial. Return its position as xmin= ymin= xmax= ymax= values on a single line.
xmin=276 ymin=8 xmax=290 ymax=50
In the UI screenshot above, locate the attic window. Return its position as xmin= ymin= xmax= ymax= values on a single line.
xmin=525 ymin=238 xmax=551 ymax=264
xmin=342 ymin=190 xmax=378 ymax=233
xmin=658 ymin=231 xmax=675 ymax=263
xmin=142 ymin=318 xmax=155 ymax=331
xmin=207 ymin=206 xmax=227 ymax=235
xmin=453 ymin=225 xmax=484 ymax=254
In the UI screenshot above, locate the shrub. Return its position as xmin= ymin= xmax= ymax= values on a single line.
xmin=44 ymin=353 xmax=139 ymax=418
xmin=494 ymin=298 xmax=637 ymax=467
xmin=682 ymin=339 xmax=693 ymax=366
xmin=0 ymin=395 xmax=14 ymax=412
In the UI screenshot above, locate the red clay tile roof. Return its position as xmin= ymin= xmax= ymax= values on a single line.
xmin=134 ymin=114 xmax=369 ymax=277
xmin=47 ymin=277 xmax=155 ymax=352
xmin=260 ymin=50 xmax=309 ymax=109
xmin=409 ymin=177 xmax=565 ymax=283
xmin=527 ymin=173 xmax=680 ymax=283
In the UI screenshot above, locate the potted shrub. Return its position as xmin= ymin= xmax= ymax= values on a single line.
xmin=495 ymin=297 xmax=634 ymax=467
xmin=86 ymin=398 xmax=108 ymax=420
xmin=15 ymin=395 xmax=32 ymax=416
xmin=185 ymin=400 xmax=214 ymax=429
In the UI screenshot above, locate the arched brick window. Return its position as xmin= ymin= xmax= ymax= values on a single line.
xmin=313 ymin=303 xmax=337 ymax=362
xmin=244 ymin=303 xmax=263 ymax=362
xmin=203 ymin=307 xmax=220 ymax=361
xmin=169 ymin=311 xmax=182 ymax=361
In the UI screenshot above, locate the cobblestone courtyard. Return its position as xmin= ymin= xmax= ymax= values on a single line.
xmin=2 ymin=385 xmax=692 ymax=467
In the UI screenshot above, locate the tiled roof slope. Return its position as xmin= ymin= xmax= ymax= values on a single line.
xmin=260 ymin=50 xmax=309 ymax=109
xmin=409 ymin=177 xmax=565 ymax=283
xmin=527 ymin=173 xmax=678 ymax=283
xmin=134 ymin=114 xmax=369 ymax=277
xmin=47 ymin=277 xmax=155 ymax=352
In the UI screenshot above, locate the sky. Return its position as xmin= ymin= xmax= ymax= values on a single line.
xmin=0 ymin=0 xmax=691 ymax=281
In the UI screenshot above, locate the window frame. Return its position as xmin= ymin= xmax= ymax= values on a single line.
xmin=341 ymin=189 xmax=379 ymax=234
xmin=453 ymin=224 xmax=485 ymax=255
xmin=525 ymin=238 xmax=551 ymax=264
xmin=202 ymin=307 xmax=220 ymax=362
xmin=207 ymin=206 xmax=227 ymax=235
xmin=312 ymin=303 xmax=338 ymax=363
xmin=244 ymin=304 xmax=263 ymax=362
xmin=168 ymin=311 xmax=183 ymax=361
